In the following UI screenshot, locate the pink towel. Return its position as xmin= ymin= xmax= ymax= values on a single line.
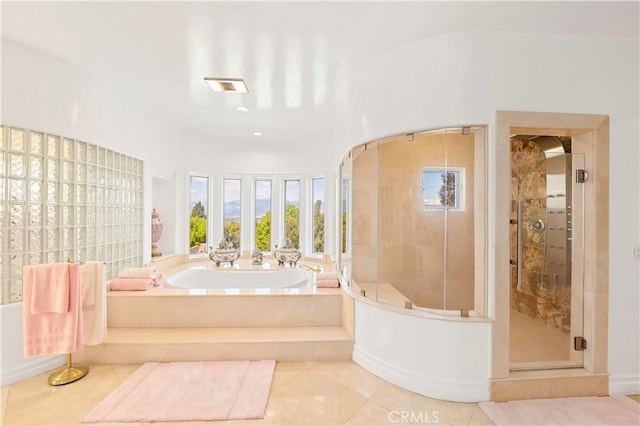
xmin=316 ymin=279 xmax=340 ymax=288
xmin=109 ymin=278 xmax=154 ymax=291
xmin=80 ymin=262 xmax=107 ymax=345
xmin=25 ymin=263 xmax=70 ymax=314
xmin=118 ymin=267 xmax=164 ymax=286
xmin=118 ymin=267 xmax=159 ymax=279
xmin=23 ymin=263 xmax=83 ymax=356
xmin=152 ymin=272 xmax=164 ymax=286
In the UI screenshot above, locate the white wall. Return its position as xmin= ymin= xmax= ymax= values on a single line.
xmin=333 ymin=31 xmax=639 ymax=394
xmin=0 ymin=38 xmax=185 ymax=384
xmin=353 ymin=300 xmax=491 ymax=402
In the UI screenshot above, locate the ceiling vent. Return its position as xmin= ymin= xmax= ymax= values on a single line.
xmin=204 ymin=77 xmax=249 ymax=93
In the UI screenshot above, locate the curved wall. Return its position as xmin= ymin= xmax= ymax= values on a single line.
xmin=337 ymin=31 xmax=639 ymax=395
xmin=353 ymin=299 xmax=491 ymax=402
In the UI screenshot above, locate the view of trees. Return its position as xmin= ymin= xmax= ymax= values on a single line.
xmin=255 ymin=211 xmax=271 ymax=251
xmin=342 ymin=212 xmax=347 ymax=253
xmin=283 ymin=204 xmax=300 ymax=249
xmin=439 ymin=172 xmax=457 ymax=207
xmin=189 ymin=201 xmax=207 ymax=247
xmin=223 ymin=220 xmax=240 ymax=249
xmin=189 ymin=176 xmax=329 ymax=254
xmin=313 ymin=200 xmax=324 ymax=253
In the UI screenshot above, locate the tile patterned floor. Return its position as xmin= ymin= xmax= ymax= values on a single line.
xmin=1 ymin=361 xmax=492 ymax=425
xmin=2 ymin=361 xmax=638 ymax=425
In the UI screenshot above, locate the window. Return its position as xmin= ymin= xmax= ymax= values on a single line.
xmin=422 ymin=168 xmax=462 ymax=210
xmin=312 ymin=178 xmax=325 ymax=253
xmin=189 ymin=175 xmax=208 ymax=254
xmin=223 ymin=179 xmax=241 ymax=249
xmin=341 ymin=178 xmax=349 ymax=254
xmin=283 ymin=179 xmax=300 ymax=248
xmin=254 ymin=180 xmax=272 ymax=251
xmin=1 ymin=126 xmax=144 ymax=304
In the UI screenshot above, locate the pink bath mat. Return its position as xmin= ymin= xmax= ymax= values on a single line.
xmin=479 ymin=395 xmax=640 ymax=425
xmin=83 ymin=360 xmax=275 ymax=423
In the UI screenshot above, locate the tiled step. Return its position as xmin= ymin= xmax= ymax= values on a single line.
xmin=74 ymin=326 xmax=354 ymax=364
xmin=107 ymin=293 xmax=343 ymax=328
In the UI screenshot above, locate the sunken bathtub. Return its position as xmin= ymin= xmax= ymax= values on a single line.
xmin=166 ymin=263 xmax=311 ymax=293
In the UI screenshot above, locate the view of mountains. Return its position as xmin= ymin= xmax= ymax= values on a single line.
xmin=191 ymin=198 xmax=314 ymax=219
xmin=223 ymin=198 xmax=300 ymax=219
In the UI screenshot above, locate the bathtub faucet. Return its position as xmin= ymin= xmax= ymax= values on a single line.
xmin=299 ymin=264 xmax=321 ymax=273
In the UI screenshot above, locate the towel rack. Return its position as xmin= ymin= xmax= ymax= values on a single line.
xmin=48 ymin=258 xmax=90 ymax=386
xmin=48 ymin=353 xmax=88 ymax=386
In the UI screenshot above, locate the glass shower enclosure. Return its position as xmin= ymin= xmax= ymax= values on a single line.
xmin=509 ymin=135 xmax=585 ymax=370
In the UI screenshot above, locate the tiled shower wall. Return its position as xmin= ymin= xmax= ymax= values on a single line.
xmin=0 ymin=125 xmax=144 ymax=304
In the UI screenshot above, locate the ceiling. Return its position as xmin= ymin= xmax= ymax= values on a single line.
xmin=2 ymin=1 xmax=638 ymax=148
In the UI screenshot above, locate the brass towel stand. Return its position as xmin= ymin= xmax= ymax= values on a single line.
xmin=48 ymin=258 xmax=89 ymax=386
xmin=48 ymin=353 xmax=89 ymax=386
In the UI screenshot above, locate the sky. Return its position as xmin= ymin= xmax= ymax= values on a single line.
xmin=255 ymin=180 xmax=271 ymax=199
xmin=313 ymin=178 xmax=325 ymax=213
xmin=189 ymin=176 xmax=326 ymax=209
xmin=423 ymin=170 xmax=446 ymax=206
xmin=224 ymin=178 xmax=241 ymax=202
xmin=189 ymin=176 xmax=208 ymax=212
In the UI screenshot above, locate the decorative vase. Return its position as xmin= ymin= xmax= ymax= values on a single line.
xmin=209 ymin=248 xmax=241 ymax=267
xmin=151 ymin=207 xmax=163 ymax=257
xmin=273 ymin=248 xmax=301 ymax=267
xmin=251 ymin=247 xmax=264 ymax=265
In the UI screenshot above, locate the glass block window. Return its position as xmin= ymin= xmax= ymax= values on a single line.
xmin=1 ymin=126 xmax=144 ymax=304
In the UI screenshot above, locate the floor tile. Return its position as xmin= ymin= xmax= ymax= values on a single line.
xmin=344 ymin=399 xmax=396 ymax=425
xmin=468 ymin=405 xmax=495 ymax=425
xmin=370 ymin=382 xmax=441 ymax=414
xmin=311 ymin=361 xmax=386 ymax=398
xmin=4 ymin=365 xmax=121 ymax=425
xmin=267 ymin=370 xmax=367 ymax=424
xmin=111 ymin=363 xmax=142 ymax=383
xmin=2 ymin=361 xmax=623 ymax=426
xmin=1 ymin=385 xmax=9 ymax=425
xmin=271 ymin=361 xmax=315 ymax=389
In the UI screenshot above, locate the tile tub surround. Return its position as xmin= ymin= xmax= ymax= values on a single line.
xmin=350 ymin=130 xmax=486 ymax=313
xmin=74 ymin=258 xmax=353 ymax=365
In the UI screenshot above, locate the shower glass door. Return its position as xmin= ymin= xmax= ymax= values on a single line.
xmin=509 ymin=139 xmax=585 ymax=370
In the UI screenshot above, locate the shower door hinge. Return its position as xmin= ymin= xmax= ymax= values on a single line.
xmin=576 ymin=169 xmax=589 ymax=183
xmin=574 ymin=336 xmax=587 ymax=351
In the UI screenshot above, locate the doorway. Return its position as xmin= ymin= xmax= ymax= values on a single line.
xmin=509 ymin=134 xmax=585 ymax=370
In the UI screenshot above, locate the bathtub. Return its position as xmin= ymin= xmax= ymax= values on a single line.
xmin=167 ymin=266 xmax=309 ymax=290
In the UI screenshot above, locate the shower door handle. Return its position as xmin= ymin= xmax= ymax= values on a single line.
xmin=516 ymin=201 xmax=523 ymax=290
xmin=517 ymin=201 xmax=524 ymax=290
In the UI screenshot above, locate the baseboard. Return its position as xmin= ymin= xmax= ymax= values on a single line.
xmin=352 ymin=345 xmax=489 ymax=402
xmin=0 ymin=355 xmax=65 ymax=386
xmin=609 ymin=374 xmax=640 ymax=395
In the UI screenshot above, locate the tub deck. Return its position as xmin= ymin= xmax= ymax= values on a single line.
xmin=74 ymin=257 xmax=353 ymax=364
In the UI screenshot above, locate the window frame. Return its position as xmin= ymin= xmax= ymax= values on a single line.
xmin=421 ymin=166 xmax=465 ymax=211
xmin=252 ymin=177 xmax=273 ymax=252
xmin=310 ymin=176 xmax=326 ymax=256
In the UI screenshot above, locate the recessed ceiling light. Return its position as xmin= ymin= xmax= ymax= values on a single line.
xmin=236 ymin=106 xmax=250 ymax=112
xmin=252 ymin=131 xmax=263 ymax=137
xmin=204 ymin=77 xmax=249 ymax=93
